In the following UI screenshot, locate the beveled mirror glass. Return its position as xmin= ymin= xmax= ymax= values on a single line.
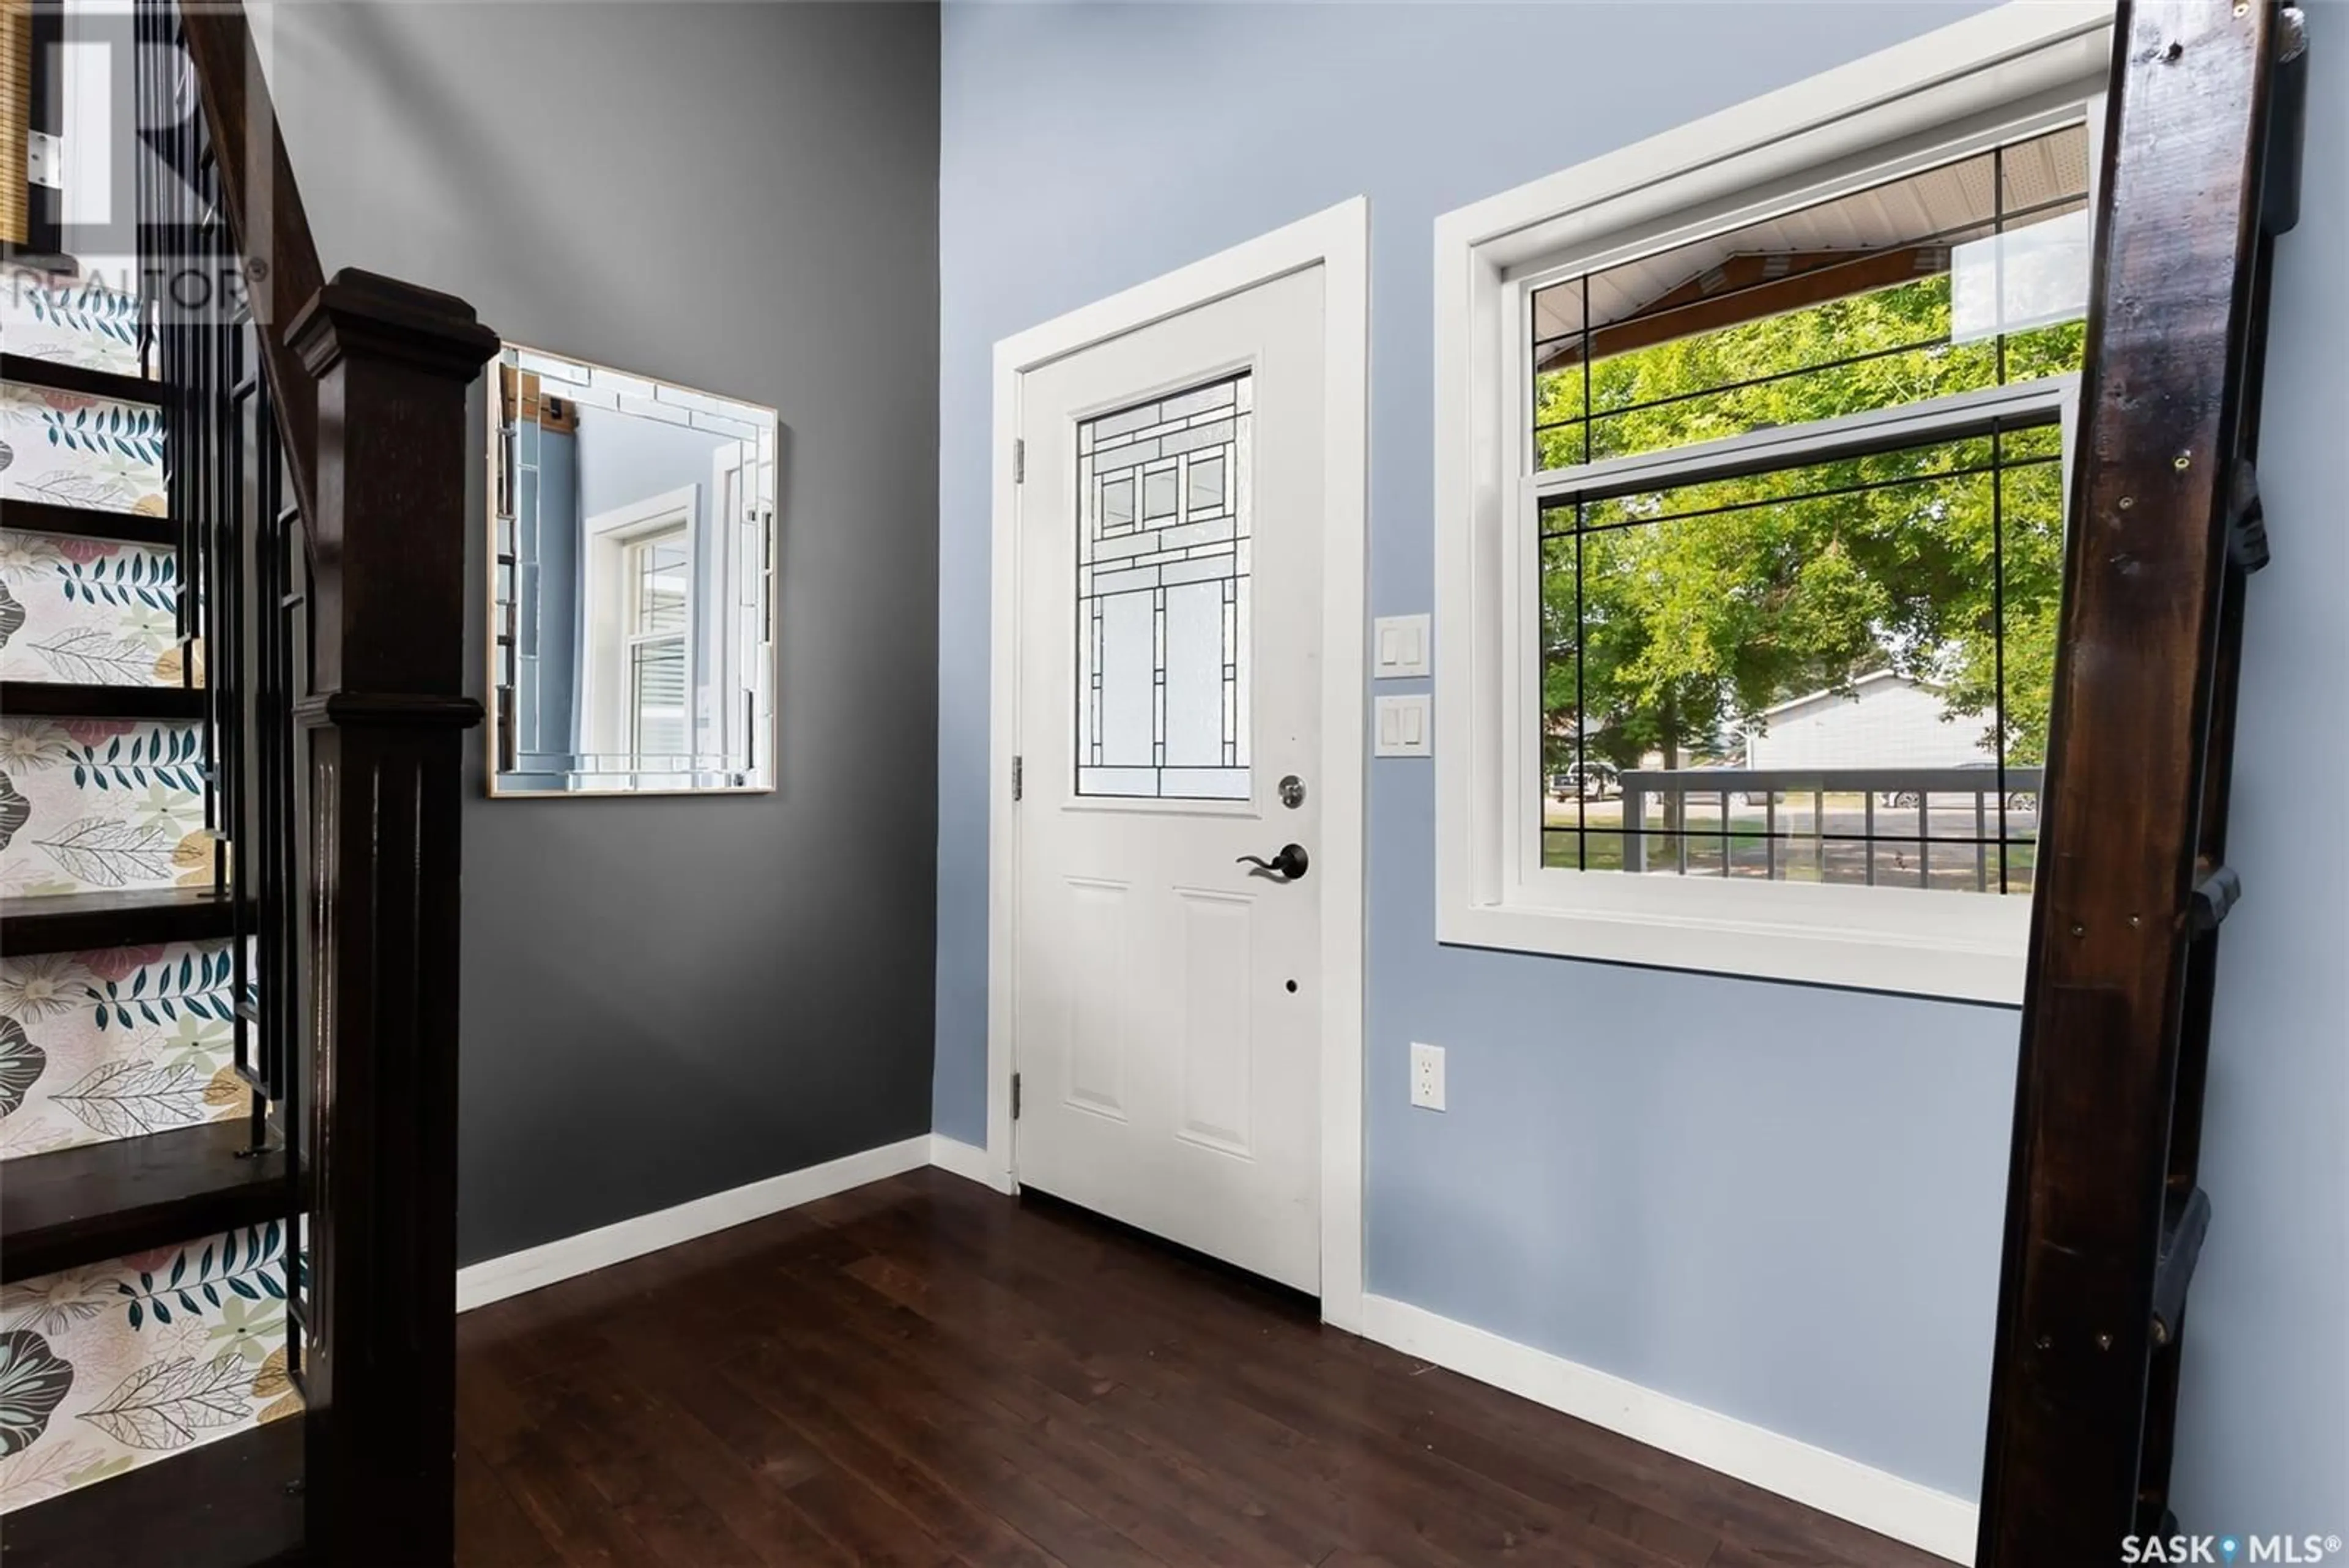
xmin=488 ymin=346 xmax=776 ymax=795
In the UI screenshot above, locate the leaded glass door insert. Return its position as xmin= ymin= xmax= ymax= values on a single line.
xmin=1075 ymin=373 xmax=1253 ymax=799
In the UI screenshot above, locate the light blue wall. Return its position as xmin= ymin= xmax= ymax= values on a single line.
xmin=2167 ymin=13 xmax=2349 ymax=1529
xmin=574 ymin=403 xmax=728 ymax=531
xmin=936 ymin=1 xmax=2348 ymax=1517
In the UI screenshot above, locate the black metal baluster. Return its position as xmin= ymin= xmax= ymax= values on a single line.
xmin=134 ymin=0 xmax=308 ymax=1375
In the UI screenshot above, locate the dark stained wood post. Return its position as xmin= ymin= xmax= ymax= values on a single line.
xmin=286 ymin=267 xmax=497 ymax=1568
xmin=1975 ymin=2 xmax=2290 ymax=1562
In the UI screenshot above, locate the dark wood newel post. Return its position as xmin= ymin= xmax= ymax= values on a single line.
xmin=285 ymin=267 xmax=498 ymax=1568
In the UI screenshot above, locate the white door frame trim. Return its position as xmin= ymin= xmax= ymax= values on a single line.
xmin=985 ymin=196 xmax=1371 ymax=1331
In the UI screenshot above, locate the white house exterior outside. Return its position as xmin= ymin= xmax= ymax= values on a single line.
xmin=1743 ymin=671 xmax=1994 ymax=770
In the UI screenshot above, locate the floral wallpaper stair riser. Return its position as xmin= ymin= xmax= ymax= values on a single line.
xmin=0 ymin=717 xmax=215 ymax=899
xmin=1 ymin=531 xmax=190 ymax=688
xmin=0 ymin=384 xmax=168 ymax=517
xmin=1 ymin=280 xmax=146 ymax=379
xmin=0 ymin=1225 xmax=301 ymax=1514
xmin=1 ymin=939 xmax=252 ymax=1159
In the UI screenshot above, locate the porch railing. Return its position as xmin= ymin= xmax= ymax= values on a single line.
xmin=1614 ymin=765 xmax=2044 ymax=891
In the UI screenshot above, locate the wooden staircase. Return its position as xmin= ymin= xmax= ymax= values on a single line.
xmin=0 ymin=349 xmax=297 ymax=1561
xmin=1 ymin=1 xmax=491 ymax=1561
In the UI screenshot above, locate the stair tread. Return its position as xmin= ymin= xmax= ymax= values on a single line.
xmin=1 ymin=1120 xmax=295 ymax=1284
xmin=0 ymin=1416 xmax=302 ymax=1567
xmin=2 ymin=680 xmax=204 ymax=719
xmin=1 ymin=886 xmax=245 ymax=953
xmin=0 ymin=240 xmax=81 ymax=280
xmin=2 ymin=352 xmax=165 ymax=406
xmin=1 ymin=497 xmax=177 ymax=546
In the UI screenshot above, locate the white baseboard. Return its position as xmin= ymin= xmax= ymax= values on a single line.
xmin=1359 ymin=1295 xmax=1978 ymax=1564
xmin=455 ymin=1134 xmax=932 ymax=1313
xmin=927 ymin=1132 xmax=996 ymax=1188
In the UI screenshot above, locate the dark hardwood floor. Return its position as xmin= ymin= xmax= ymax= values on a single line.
xmin=456 ymin=1169 xmax=1946 ymax=1568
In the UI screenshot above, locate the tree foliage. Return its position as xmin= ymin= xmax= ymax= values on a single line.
xmin=1537 ymin=271 xmax=2081 ymax=775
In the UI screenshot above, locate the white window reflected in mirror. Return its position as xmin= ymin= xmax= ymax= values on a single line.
xmin=489 ymin=346 xmax=777 ymax=796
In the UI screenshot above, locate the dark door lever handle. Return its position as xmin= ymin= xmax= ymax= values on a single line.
xmin=1238 ymin=844 xmax=1310 ymax=882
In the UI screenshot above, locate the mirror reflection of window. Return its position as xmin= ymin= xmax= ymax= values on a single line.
xmin=489 ymin=346 xmax=778 ymax=796
xmin=626 ymin=528 xmax=691 ymax=764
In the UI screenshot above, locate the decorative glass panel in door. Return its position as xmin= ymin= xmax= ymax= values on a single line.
xmin=1074 ymin=372 xmax=1252 ymax=800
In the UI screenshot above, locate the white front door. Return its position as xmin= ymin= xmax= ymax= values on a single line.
xmin=1011 ymin=266 xmax=1327 ymax=1292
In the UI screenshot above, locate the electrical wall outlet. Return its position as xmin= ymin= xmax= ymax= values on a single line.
xmin=1409 ymin=1042 xmax=1446 ymax=1111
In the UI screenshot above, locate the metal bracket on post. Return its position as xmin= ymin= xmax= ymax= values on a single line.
xmin=26 ymin=130 xmax=62 ymax=190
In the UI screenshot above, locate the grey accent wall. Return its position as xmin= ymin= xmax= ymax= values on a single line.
xmin=270 ymin=1 xmax=942 ymax=1264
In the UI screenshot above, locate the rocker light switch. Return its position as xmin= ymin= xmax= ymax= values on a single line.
xmin=1373 ymin=614 xmax=1432 ymax=678
xmin=1375 ymin=694 xmax=1432 ymax=757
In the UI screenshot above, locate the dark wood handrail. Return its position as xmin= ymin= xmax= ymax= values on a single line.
xmin=176 ymin=0 xmax=324 ymax=524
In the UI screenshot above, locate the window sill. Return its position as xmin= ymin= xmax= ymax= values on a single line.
xmin=1436 ymin=885 xmax=2027 ymax=1004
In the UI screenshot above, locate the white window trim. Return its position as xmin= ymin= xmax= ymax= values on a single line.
xmin=582 ymin=484 xmax=698 ymax=768
xmin=707 ymin=440 xmax=759 ymax=769
xmin=1433 ymin=1 xmax=2115 ymax=1003
xmin=622 ymin=524 xmax=692 ymax=760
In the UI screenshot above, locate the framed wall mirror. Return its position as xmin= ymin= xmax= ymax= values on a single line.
xmin=488 ymin=346 xmax=777 ymax=796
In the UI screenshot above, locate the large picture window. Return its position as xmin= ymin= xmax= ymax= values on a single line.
xmin=1431 ymin=4 xmax=2115 ymax=1000
xmin=1534 ymin=126 xmax=2085 ymax=898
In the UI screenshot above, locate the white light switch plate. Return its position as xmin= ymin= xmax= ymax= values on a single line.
xmin=1373 ymin=614 xmax=1432 ymax=678
xmin=1374 ymin=694 xmax=1431 ymax=757
xmin=1409 ymin=1042 xmax=1446 ymax=1110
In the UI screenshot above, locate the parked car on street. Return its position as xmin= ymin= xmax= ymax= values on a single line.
xmin=1550 ymin=762 xmax=1620 ymax=800
xmin=1882 ymin=760 xmax=2036 ymax=812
